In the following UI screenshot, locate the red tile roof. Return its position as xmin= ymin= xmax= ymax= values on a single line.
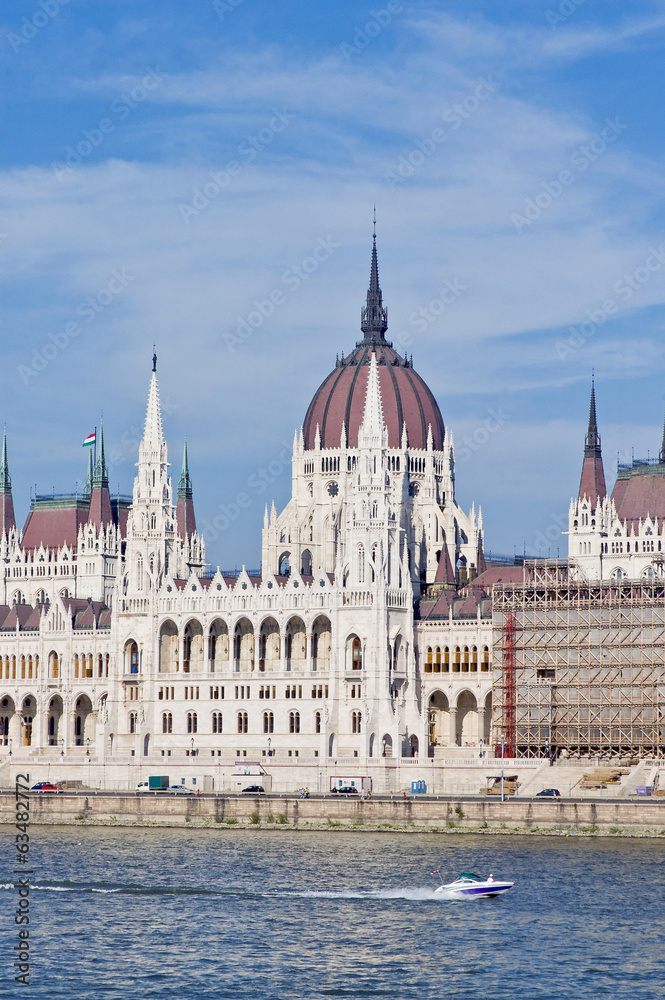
xmin=611 ymin=467 xmax=665 ymax=523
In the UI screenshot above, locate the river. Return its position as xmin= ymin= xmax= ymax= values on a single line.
xmin=3 ymin=827 xmax=664 ymax=998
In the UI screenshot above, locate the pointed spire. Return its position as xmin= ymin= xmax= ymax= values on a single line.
xmin=659 ymin=409 xmax=665 ymax=464
xmin=585 ymin=374 xmax=601 ymax=455
xmin=0 ymin=426 xmax=10 ymax=492
xmin=177 ymin=437 xmax=192 ymax=499
xmin=143 ymin=368 xmax=164 ymax=449
xmin=579 ymin=377 xmax=606 ymax=504
xmin=359 ymin=350 xmax=387 ymax=448
xmin=175 ymin=437 xmax=196 ymax=539
xmin=93 ymin=417 xmax=108 ymax=488
xmin=0 ymin=426 xmax=15 ymax=536
xmin=88 ymin=417 xmax=112 ymax=528
xmin=360 ymin=215 xmax=388 ymax=343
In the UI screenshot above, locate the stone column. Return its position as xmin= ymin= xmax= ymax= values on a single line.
xmin=448 ymin=707 xmax=457 ymax=746
xmin=477 ymin=706 xmax=485 ymax=747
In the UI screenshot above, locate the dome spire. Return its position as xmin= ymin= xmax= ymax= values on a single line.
xmin=360 ymin=211 xmax=388 ymax=342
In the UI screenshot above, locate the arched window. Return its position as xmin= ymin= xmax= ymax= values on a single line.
xmin=289 ymin=711 xmax=300 ymax=734
xmin=212 ymin=712 xmax=223 ymax=734
xmin=137 ymin=556 xmax=143 ymax=591
xmin=315 ymin=711 xmax=321 ymax=734
xmin=237 ymin=711 xmax=248 ymax=734
xmin=454 ymin=647 xmax=461 ymax=672
xmin=50 ymin=652 xmax=59 ymax=679
xmin=129 ymin=642 xmax=139 ymax=674
xmin=162 ymin=712 xmax=172 ymax=734
xmin=187 ymin=712 xmax=198 ymax=734
xmin=352 ymin=637 xmax=362 ymax=671
xmin=425 ymin=647 xmax=433 ymax=672
xmin=129 ymin=712 xmax=137 ymax=734
xmin=482 ymin=646 xmax=490 ymax=672
xmin=352 ymin=711 xmax=362 ymax=734
xmin=279 ymin=553 xmax=291 ymax=577
xmin=444 ymin=647 xmax=450 ymax=672
xmin=263 ymin=711 xmax=274 ymax=734
xmin=358 ymin=545 xmax=365 ymax=584
xmin=435 ymin=647 xmax=441 ymax=672
xmin=471 ymin=646 xmax=478 ymax=671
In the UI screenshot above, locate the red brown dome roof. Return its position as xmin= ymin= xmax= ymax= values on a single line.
xmin=303 ymin=343 xmax=445 ymax=450
xmin=302 ymin=232 xmax=445 ymax=451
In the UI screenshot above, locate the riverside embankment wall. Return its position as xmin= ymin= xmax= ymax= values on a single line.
xmin=3 ymin=792 xmax=664 ymax=835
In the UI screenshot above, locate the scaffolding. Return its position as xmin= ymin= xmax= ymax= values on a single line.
xmin=499 ymin=611 xmax=517 ymax=757
xmin=492 ymin=561 xmax=665 ymax=759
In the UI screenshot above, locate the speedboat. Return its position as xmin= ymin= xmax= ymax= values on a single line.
xmin=434 ymin=871 xmax=514 ymax=898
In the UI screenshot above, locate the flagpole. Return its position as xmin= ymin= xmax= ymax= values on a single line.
xmin=94 ymin=426 xmax=97 ymax=468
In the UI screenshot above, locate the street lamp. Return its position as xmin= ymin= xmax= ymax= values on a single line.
xmin=86 ymin=737 xmax=90 ymax=757
xmin=8 ymin=737 xmax=12 ymax=757
xmin=267 ymin=737 xmax=271 ymax=757
xmin=60 ymin=738 xmax=64 ymax=758
xmin=544 ymin=737 xmax=549 ymax=765
xmin=191 ymin=737 xmax=194 ymax=757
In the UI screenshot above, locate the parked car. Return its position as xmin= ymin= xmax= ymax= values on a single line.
xmin=168 ymin=785 xmax=194 ymax=794
xmin=31 ymin=781 xmax=63 ymax=793
xmin=336 ymin=786 xmax=359 ymax=795
xmin=241 ymin=785 xmax=265 ymax=794
xmin=535 ymin=788 xmax=561 ymax=797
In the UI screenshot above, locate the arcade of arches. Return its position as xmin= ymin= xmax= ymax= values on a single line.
xmin=158 ymin=616 xmax=332 ymax=673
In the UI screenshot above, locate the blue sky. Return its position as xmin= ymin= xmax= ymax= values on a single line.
xmin=3 ymin=0 xmax=665 ymax=568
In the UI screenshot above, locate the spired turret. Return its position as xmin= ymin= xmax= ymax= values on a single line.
xmin=88 ymin=419 xmax=113 ymax=529
xmin=175 ymin=437 xmax=197 ymax=540
xmin=578 ymin=377 xmax=606 ymax=506
xmin=0 ymin=426 xmax=16 ymax=537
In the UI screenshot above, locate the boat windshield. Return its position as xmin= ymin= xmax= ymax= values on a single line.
xmin=457 ymin=872 xmax=485 ymax=882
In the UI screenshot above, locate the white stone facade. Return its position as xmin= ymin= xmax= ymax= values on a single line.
xmin=0 ymin=356 xmax=494 ymax=776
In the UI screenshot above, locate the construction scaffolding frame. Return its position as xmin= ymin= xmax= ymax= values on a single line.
xmin=493 ymin=560 xmax=665 ymax=759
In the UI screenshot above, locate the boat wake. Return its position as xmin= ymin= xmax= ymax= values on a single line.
xmin=0 ymin=882 xmax=465 ymax=901
xmin=266 ymin=887 xmax=447 ymax=901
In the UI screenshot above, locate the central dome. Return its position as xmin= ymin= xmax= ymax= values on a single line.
xmin=302 ymin=234 xmax=445 ymax=451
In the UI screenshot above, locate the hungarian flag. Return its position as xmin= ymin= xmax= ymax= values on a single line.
xmin=83 ymin=432 xmax=96 ymax=448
